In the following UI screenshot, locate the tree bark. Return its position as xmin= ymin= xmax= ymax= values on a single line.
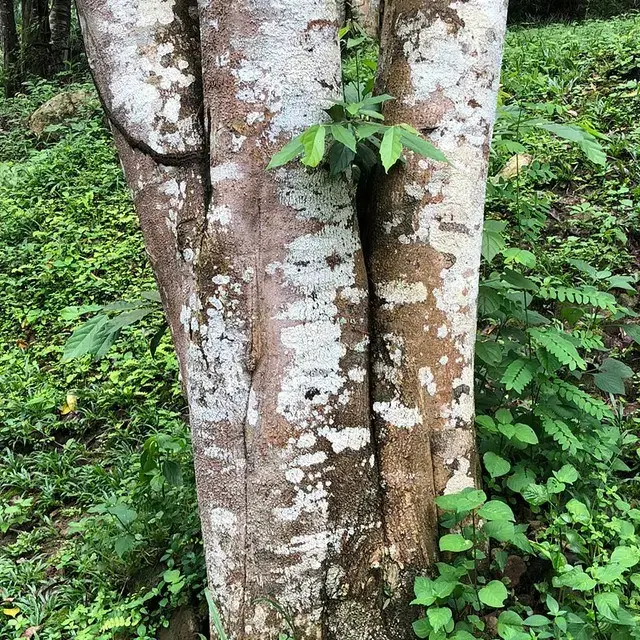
xmin=348 ymin=0 xmax=381 ymax=38
xmin=49 ymin=0 xmax=70 ymax=72
xmin=0 ymin=0 xmax=19 ymax=96
xmin=75 ymin=0 xmax=508 ymax=638
xmin=369 ymin=0 xmax=508 ymax=616
xmin=21 ymin=0 xmax=50 ymax=77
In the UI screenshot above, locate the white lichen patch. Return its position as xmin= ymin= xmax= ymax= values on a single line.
xmin=376 ymin=280 xmax=428 ymax=309
xmin=83 ymin=0 xmax=201 ymax=156
xmin=318 ymin=426 xmax=371 ymax=453
xmin=373 ymin=400 xmax=423 ymax=428
xmin=419 ymin=366 xmax=437 ymax=396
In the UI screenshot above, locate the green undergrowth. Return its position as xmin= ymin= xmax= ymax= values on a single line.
xmin=0 ymin=14 xmax=639 ymax=640
xmin=0 ymin=80 xmax=205 ymax=639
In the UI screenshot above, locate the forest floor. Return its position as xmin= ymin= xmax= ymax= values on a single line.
xmin=1 ymin=13 xmax=639 ymax=640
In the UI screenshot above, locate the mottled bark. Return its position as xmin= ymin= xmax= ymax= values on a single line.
xmin=369 ymin=0 xmax=508 ymax=619
xmin=21 ymin=0 xmax=50 ymax=77
xmin=0 ymin=0 xmax=19 ymax=96
xmin=75 ymin=0 xmax=508 ymax=638
xmin=347 ymin=0 xmax=380 ymax=38
xmin=48 ymin=0 xmax=70 ymax=71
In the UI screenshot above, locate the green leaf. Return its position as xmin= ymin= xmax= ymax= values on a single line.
xmin=114 ymin=534 xmax=135 ymax=558
xmin=205 ymin=589 xmax=229 ymax=640
xmin=60 ymin=304 xmax=103 ymax=320
xmin=478 ymin=580 xmax=508 ymax=608
xmin=535 ymin=121 xmax=606 ymax=165
xmin=481 ymin=220 xmax=507 ymax=263
xmin=478 ymin=500 xmax=515 ymax=522
xmin=162 ymin=460 xmax=183 ymax=487
xmin=379 ymin=126 xmax=403 ymax=172
xmin=554 ymin=464 xmax=578 ymax=484
xmin=412 ymin=618 xmax=430 ymax=639
xmin=427 ymin=607 xmax=452 ymax=633
xmin=566 ymin=499 xmax=591 ymax=524
xmin=62 ymin=314 xmax=110 ymax=361
xmin=498 ymin=610 xmax=525 ymax=639
xmin=593 ymin=563 xmax=625 ymax=584
xmin=593 ymin=357 xmax=633 ymax=395
xmin=328 ymin=142 xmax=356 ymax=176
xmin=436 ymin=488 xmax=486 ymax=513
xmin=439 ymin=534 xmax=473 ymax=553
xmin=594 ymin=592 xmax=620 ymax=620
xmin=330 ymin=124 xmax=357 ymax=152
xmin=502 ymin=248 xmax=536 ymax=268
xmin=611 ymin=545 xmax=640 ymax=568
xmin=106 ymin=308 xmax=153 ymax=332
xmin=398 ymin=127 xmax=448 ymax=163
xmin=475 ymin=339 xmax=503 ymax=366
xmin=552 ymin=567 xmax=596 ymax=591
xmin=483 ymin=452 xmax=511 ymax=479
xmin=622 ymin=324 xmax=640 ymax=344
xmin=524 ymin=614 xmax=550 ymax=627
xmin=501 ymin=358 xmax=536 ymax=393
xmin=300 ymin=125 xmax=327 ymax=167
xmin=267 ymin=134 xmax=304 ymax=169
xmin=512 ymin=423 xmax=539 ymax=445
xmin=483 ymin=520 xmax=515 ymax=543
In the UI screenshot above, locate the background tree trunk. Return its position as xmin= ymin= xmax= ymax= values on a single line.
xmin=348 ymin=0 xmax=380 ymax=38
xmin=48 ymin=0 xmax=69 ymax=72
xmin=368 ymin=0 xmax=508 ymax=621
xmin=75 ymin=0 xmax=508 ymax=637
xmin=21 ymin=0 xmax=50 ymax=77
xmin=0 ymin=0 xmax=19 ymax=96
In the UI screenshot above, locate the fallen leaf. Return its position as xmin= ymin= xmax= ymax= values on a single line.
xmin=3 ymin=607 xmax=20 ymax=617
xmin=23 ymin=626 xmax=41 ymax=638
xmin=497 ymin=153 xmax=532 ymax=180
xmin=60 ymin=393 xmax=78 ymax=415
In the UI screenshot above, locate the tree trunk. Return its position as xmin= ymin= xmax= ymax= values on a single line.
xmin=21 ymin=0 xmax=50 ymax=77
xmin=75 ymin=0 xmax=508 ymax=638
xmin=348 ymin=0 xmax=381 ymax=38
xmin=369 ymin=0 xmax=508 ymax=614
xmin=0 ymin=0 xmax=19 ymax=96
xmin=48 ymin=0 xmax=69 ymax=72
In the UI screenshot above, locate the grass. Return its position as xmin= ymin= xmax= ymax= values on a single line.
xmin=0 ymin=14 xmax=639 ymax=640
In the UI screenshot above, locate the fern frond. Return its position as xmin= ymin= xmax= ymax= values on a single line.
xmin=501 ymin=358 xmax=537 ymax=393
xmin=529 ymin=328 xmax=587 ymax=371
xmin=544 ymin=379 xmax=614 ymax=421
xmin=538 ymin=285 xmax=617 ymax=311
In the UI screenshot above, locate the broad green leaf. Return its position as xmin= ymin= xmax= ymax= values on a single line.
xmin=478 ymin=580 xmax=508 ymax=608
xmin=483 ymin=520 xmax=515 ymax=542
xmin=427 ymin=607 xmax=452 ymax=633
xmin=478 ymin=500 xmax=515 ymax=522
xmin=594 ymin=592 xmax=620 ymax=620
xmin=267 ymin=134 xmax=304 ymax=169
xmin=330 ymin=124 xmax=357 ymax=152
xmin=114 ymin=534 xmax=135 ymax=558
xmin=506 ymin=467 xmax=536 ymax=493
xmin=566 ymin=499 xmax=590 ymax=524
xmin=483 ymin=452 xmax=511 ymax=478
xmin=162 ymin=460 xmax=183 ymax=487
xmin=512 ymin=423 xmax=539 ymax=445
xmin=354 ymin=122 xmax=384 ymax=139
xmin=498 ymin=611 xmax=525 ymax=639
xmin=439 ymin=533 xmax=473 ymax=553
xmin=62 ymin=314 xmax=110 ymax=361
xmin=380 ymin=126 xmax=403 ymax=172
xmin=328 ymin=142 xmax=356 ymax=176
xmin=524 ymin=614 xmax=550 ymax=627
xmin=502 ymin=248 xmax=536 ymax=268
xmin=60 ymin=304 xmax=103 ymax=320
xmin=593 ymin=563 xmax=625 ymax=584
xmin=412 ymin=618 xmax=430 ymax=639
xmin=475 ymin=339 xmax=503 ymax=366
xmin=300 ymin=125 xmax=326 ymax=167
xmin=552 ymin=567 xmax=596 ymax=591
xmin=398 ymin=128 xmax=448 ymax=163
xmin=623 ymin=324 xmax=640 ymax=344
xmin=593 ymin=357 xmax=633 ymax=395
xmin=106 ymin=308 xmax=153 ymax=332
xmin=611 ymin=545 xmax=640 ymax=568
xmin=554 ymin=464 xmax=578 ymax=484
xmin=535 ymin=121 xmax=606 ymax=165
xmin=436 ymin=488 xmax=486 ymax=513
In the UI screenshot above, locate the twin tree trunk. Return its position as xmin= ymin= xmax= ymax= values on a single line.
xmin=76 ymin=0 xmax=507 ymax=638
